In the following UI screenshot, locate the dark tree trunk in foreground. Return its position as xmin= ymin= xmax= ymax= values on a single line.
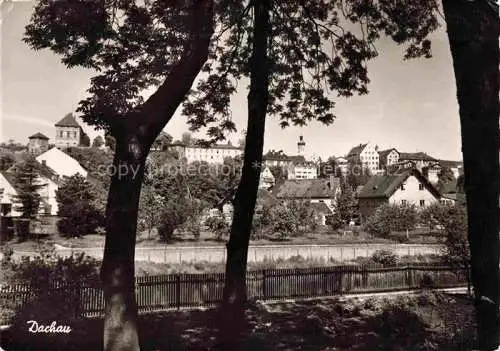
xmin=100 ymin=2 xmax=214 ymax=350
xmin=442 ymin=1 xmax=499 ymax=349
xmin=218 ymin=0 xmax=270 ymax=347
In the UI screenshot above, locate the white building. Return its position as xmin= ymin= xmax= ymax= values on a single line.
xmin=287 ymin=162 xmax=318 ymax=180
xmin=170 ymin=141 xmax=243 ymax=164
xmin=55 ymin=113 xmax=83 ymax=148
xmin=346 ymin=142 xmax=380 ymax=174
xmin=36 ymin=147 xmax=88 ymax=179
xmin=259 ymin=166 xmax=275 ymax=189
xmin=0 ymin=171 xmax=59 ymax=217
xmin=358 ymin=169 xmax=441 ymax=219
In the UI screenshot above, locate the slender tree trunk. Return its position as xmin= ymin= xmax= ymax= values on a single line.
xmin=101 ymin=134 xmax=147 ymax=351
xmin=442 ymin=1 xmax=499 ymax=349
xmin=218 ymin=0 xmax=270 ymax=347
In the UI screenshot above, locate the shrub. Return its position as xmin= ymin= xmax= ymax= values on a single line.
xmin=371 ymin=249 xmax=397 ymax=266
xmin=270 ymin=204 xmax=299 ymax=239
xmin=205 ymin=216 xmax=229 ymax=241
xmin=57 ymin=202 xmax=104 ymax=237
xmin=364 ymin=203 xmax=418 ymax=237
xmin=0 ymin=252 xmax=100 ymax=326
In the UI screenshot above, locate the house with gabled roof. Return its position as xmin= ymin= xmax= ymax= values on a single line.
xmin=272 ymin=176 xmax=341 ymax=211
xmin=378 ymin=148 xmax=399 ymax=169
xmin=357 ymin=168 xmax=441 ymax=219
xmin=0 ymin=161 xmax=60 ymax=217
xmin=36 ymin=147 xmax=88 ymax=179
xmin=55 ymin=113 xmax=85 ymax=148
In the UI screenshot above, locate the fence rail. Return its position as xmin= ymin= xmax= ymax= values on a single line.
xmin=0 ymin=264 xmax=467 ymax=324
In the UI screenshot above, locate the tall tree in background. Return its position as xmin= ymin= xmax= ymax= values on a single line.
xmin=24 ymin=1 xmax=217 ymax=349
xmin=442 ymin=1 xmax=499 ymax=348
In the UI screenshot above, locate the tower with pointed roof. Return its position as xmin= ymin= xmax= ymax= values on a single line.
xmin=54 ymin=113 xmax=82 ymax=148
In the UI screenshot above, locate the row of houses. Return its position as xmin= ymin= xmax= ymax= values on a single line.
xmin=253 ymin=166 xmax=462 ymax=226
xmin=344 ymin=142 xmax=463 ymax=180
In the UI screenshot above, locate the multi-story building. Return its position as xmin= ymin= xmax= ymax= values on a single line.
xmin=287 ymin=162 xmax=318 ymax=180
xmin=28 ymin=132 xmax=49 ymax=155
xmin=169 ymin=141 xmax=243 ymax=164
xmin=398 ymin=152 xmax=437 ymax=171
xmin=55 ymin=113 xmax=83 ymax=148
xmin=346 ymin=142 xmax=380 ymax=174
xmin=378 ymin=148 xmax=399 ymax=169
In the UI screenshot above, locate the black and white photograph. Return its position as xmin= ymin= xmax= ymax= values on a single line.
xmin=0 ymin=0 xmax=498 ymax=350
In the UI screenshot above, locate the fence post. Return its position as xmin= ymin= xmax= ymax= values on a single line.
xmin=406 ymin=265 xmax=411 ymax=289
xmin=262 ymin=269 xmax=267 ymax=300
xmin=176 ymin=274 xmax=181 ymax=310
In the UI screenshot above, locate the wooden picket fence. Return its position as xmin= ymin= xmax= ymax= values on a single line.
xmin=0 ymin=263 xmax=467 ymax=323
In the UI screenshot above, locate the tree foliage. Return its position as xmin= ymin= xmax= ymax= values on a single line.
xmin=10 ymin=157 xmax=44 ymax=220
xmin=270 ymin=204 xmax=299 ymax=239
xmin=182 ymin=1 xmax=439 ymax=140
xmin=56 ymin=174 xmax=104 ymax=237
xmin=364 ymin=203 xmax=418 ymax=237
xmin=91 ymin=135 xmax=104 ymax=148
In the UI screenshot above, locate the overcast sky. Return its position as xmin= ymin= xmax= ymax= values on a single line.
xmin=2 ymin=2 xmax=462 ymax=161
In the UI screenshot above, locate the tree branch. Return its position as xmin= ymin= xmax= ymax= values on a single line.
xmin=132 ymin=0 xmax=215 ymax=144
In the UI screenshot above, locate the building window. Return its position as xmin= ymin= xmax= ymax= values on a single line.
xmin=419 ymin=183 xmax=424 ymax=191
xmin=420 ymin=200 xmax=425 ymax=207
xmin=400 ymin=184 xmax=405 ymax=191
xmin=401 ymin=200 xmax=407 ymax=206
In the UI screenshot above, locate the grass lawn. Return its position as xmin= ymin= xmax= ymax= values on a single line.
xmin=1 ymin=291 xmax=475 ymax=351
xmin=2 ymin=226 xmax=444 ymax=253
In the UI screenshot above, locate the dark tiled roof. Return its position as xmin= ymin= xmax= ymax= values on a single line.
xmin=399 ymin=152 xmax=437 ymax=162
xmin=256 ymin=188 xmax=279 ymax=207
xmin=440 ymin=180 xmax=458 ymax=194
xmin=347 ymin=143 xmax=367 ymax=157
xmin=55 ymin=113 xmax=81 ymax=127
xmin=358 ymin=169 xmax=441 ymax=199
xmin=28 ymin=132 xmax=49 ymax=140
xmin=310 ymin=202 xmax=332 ymax=214
xmin=273 ymin=178 xmax=340 ymax=199
xmin=438 ymin=159 xmax=463 ymax=168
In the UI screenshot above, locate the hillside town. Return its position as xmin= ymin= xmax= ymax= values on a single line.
xmin=0 ymin=112 xmax=464 ymax=236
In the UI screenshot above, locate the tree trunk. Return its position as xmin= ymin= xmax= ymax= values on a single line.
xmin=218 ymin=0 xmax=271 ymax=347
xmin=99 ymin=2 xmax=214 ymax=349
xmin=442 ymin=1 xmax=499 ymax=349
xmin=101 ymin=135 xmax=146 ymax=351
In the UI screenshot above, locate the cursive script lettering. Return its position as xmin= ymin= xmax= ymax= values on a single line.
xmin=27 ymin=320 xmax=72 ymax=334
